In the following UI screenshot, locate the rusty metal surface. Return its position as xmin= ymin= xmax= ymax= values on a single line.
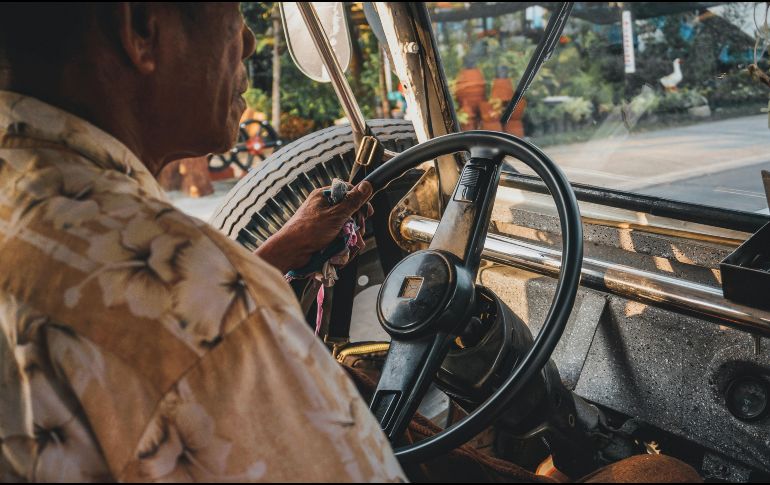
xmin=388 ymin=165 xmax=440 ymax=253
xmin=396 ymin=206 xmax=770 ymax=471
xmin=374 ymin=2 xmax=462 ymax=207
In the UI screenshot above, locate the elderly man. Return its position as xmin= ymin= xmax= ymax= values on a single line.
xmin=0 ymin=3 xmax=403 ymax=482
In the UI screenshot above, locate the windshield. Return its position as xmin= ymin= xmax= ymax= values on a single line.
xmin=430 ymin=2 xmax=770 ymax=214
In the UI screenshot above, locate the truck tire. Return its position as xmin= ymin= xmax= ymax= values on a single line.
xmin=210 ymin=119 xmax=418 ymax=249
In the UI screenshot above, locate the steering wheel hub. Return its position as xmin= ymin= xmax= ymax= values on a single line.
xmin=377 ymin=251 xmax=474 ymax=337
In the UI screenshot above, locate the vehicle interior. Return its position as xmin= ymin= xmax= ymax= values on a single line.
xmin=211 ymin=2 xmax=770 ymax=481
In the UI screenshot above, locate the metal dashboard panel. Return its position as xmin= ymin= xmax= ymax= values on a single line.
xmin=480 ymin=265 xmax=770 ymax=473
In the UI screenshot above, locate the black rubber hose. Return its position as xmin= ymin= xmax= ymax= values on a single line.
xmin=363 ymin=131 xmax=584 ymax=463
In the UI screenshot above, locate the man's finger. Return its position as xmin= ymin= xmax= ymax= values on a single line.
xmin=339 ymin=181 xmax=373 ymax=213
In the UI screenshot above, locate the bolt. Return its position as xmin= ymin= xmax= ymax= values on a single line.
xmin=404 ymin=42 xmax=419 ymax=54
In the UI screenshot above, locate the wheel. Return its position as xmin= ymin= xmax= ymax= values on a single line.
xmin=207 ymin=120 xmax=284 ymax=174
xmin=210 ymin=119 xmax=418 ymax=245
xmin=213 ymin=127 xmax=584 ymax=464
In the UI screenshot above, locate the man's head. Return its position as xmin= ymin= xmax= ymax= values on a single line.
xmin=0 ymin=3 xmax=256 ymax=174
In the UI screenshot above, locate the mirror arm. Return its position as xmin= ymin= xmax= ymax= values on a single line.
xmin=296 ymin=2 xmax=370 ymax=145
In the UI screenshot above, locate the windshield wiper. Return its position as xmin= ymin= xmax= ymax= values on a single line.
xmin=500 ymin=2 xmax=574 ymax=126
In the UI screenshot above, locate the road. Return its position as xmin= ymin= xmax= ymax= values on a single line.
xmin=532 ymin=114 xmax=770 ymax=213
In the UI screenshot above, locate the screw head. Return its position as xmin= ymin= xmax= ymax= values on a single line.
xmin=404 ymin=42 xmax=419 ymax=54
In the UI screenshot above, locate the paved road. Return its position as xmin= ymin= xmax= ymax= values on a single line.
xmin=167 ymin=179 xmax=238 ymax=222
xmin=533 ymin=114 xmax=770 ymax=213
xmin=641 ymin=162 xmax=770 ymax=213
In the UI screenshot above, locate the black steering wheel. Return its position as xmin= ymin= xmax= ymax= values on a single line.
xmin=360 ymin=131 xmax=583 ymax=463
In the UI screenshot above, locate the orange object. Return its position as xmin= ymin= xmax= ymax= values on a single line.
xmin=179 ymin=156 xmax=214 ymax=197
xmin=456 ymin=68 xmax=487 ymax=131
xmin=490 ymin=78 xmax=514 ymax=102
xmin=455 ymin=68 xmax=487 ymax=106
xmin=536 ymin=455 xmax=569 ymax=482
xmin=504 ymin=98 xmax=527 ymax=137
xmin=479 ymin=100 xmax=502 ymax=131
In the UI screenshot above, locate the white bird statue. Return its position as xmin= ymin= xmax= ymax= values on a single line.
xmin=660 ymin=58 xmax=683 ymax=91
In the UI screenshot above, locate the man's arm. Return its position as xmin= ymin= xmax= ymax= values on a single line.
xmin=255 ymin=181 xmax=373 ymax=274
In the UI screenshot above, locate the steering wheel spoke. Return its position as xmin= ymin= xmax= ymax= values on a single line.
xmin=429 ymin=148 xmax=504 ymax=277
xmin=370 ymin=333 xmax=453 ymax=441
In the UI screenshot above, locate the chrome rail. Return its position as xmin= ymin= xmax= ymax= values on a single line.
xmin=401 ymin=215 xmax=770 ymax=337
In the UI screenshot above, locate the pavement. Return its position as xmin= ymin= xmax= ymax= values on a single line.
xmin=166 ymin=179 xmax=238 ymax=222
xmin=533 ymin=114 xmax=770 ymax=213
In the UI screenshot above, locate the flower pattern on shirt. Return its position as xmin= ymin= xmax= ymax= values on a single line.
xmin=0 ymin=91 xmax=404 ymax=483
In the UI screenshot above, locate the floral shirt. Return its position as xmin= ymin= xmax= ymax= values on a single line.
xmin=0 ymin=91 xmax=404 ymax=482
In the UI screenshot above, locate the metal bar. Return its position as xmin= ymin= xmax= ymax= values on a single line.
xmin=400 ymin=215 xmax=770 ymax=337
xmin=374 ymin=2 xmax=462 ymax=208
xmin=578 ymin=216 xmax=744 ymax=247
xmin=296 ymin=2 xmax=368 ymax=142
xmin=500 ymin=172 xmax=770 ymax=234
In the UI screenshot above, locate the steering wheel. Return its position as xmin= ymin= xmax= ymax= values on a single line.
xmin=360 ymin=131 xmax=583 ymax=463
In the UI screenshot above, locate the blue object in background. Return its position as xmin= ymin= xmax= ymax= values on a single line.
xmin=607 ymin=24 xmax=622 ymax=45
xmin=680 ymin=21 xmax=695 ymax=42
xmin=719 ymin=45 xmax=731 ymax=63
xmin=387 ymin=91 xmax=405 ymax=104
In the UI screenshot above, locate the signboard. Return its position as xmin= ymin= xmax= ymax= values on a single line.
xmin=622 ymin=10 xmax=636 ymax=74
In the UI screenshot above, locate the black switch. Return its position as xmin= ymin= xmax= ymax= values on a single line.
xmin=455 ymin=164 xmax=486 ymax=203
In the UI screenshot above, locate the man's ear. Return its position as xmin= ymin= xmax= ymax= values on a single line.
xmin=115 ymin=2 xmax=158 ymax=74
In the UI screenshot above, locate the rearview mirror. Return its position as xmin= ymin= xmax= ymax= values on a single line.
xmin=280 ymin=2 xmax=352 ymax=83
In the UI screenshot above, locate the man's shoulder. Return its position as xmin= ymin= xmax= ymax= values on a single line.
xmin=0 ymin=145 xmax=301 ymax=353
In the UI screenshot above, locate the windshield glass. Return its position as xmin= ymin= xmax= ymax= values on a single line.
xmin=430 ymin=2 xmax=770 ymax=214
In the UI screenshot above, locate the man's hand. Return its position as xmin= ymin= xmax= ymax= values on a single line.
xmin=255 ymin=181 xmax=374 ymax=274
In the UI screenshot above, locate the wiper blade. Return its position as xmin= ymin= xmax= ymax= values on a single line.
xmin=500 ymin=2 xmax=574 ymax=126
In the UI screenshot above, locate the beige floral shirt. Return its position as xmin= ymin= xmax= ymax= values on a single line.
xmin=0 ymin=91 xmax=404 ymax=482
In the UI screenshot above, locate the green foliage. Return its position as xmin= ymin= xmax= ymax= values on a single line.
xmin=239 ymin=2 xmax=343 ymax=129
xmin=278 ymin=55 xmax=342 ymax=126
xmin=236 ymin=2 xmax=770 ymax=140
xmin=239 ymin=2 xmax=391 ymax=132
xmin=240 ymin=2 xmax=274 ymax=53
xmin=563 ymin=97 xmax=593 ymax=122
xmin=704 ymin=70 xmax=769 ymax=107
xmin=476 ymin=37 xmax=534 ymax=85
xmin=242 ymin=87 xmax=270 ymax=113
xmin=655 ymin=89 xmax=706 ymax=113
xmin=526 ymin=101 xmax=565 ymax=127
xmin=353 ymin=26 xmax=383 ymax=120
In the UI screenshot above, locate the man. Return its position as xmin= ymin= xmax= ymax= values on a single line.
xmin=0 ymin=3 xmax=403 ymax=482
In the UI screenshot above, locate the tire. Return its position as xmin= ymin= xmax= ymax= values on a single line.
xmin=210 ymin=119 xmax=418 ymax=249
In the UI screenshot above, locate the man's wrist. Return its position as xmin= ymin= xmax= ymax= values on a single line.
xmin=254 ymin=231 xmax=310 ymax=274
